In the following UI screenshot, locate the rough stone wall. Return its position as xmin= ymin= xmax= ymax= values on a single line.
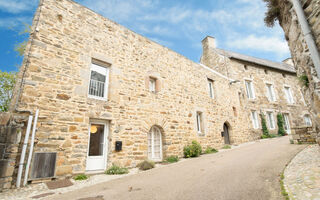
xmin=0 ymin=113 xmax=21 ymax=191
xmin=11 ymin=0 xmax=253 ymax=179
xmin=201 ymin=40 xmax=311 ymax=137
xmin=277 ymin=0 xmax=320 ymax=144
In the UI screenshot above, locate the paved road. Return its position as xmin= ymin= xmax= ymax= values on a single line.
xmin=49 ymin=136 xmax=306 ymax=200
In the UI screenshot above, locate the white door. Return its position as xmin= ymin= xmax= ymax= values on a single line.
xmin=86 ymin=122 xmax=108 ymax=171
xmin=148 ymin=126 xmax=162 ymax=161
xmin=283 ymin=114 xmax=291 ymax=134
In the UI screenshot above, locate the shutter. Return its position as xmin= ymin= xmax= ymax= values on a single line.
xmin=30 ymin=152 xmax=57 ymax=179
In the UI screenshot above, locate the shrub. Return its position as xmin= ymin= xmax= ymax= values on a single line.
xmin=260 ymin=113 xmax=270 ymax=137
xmin=290 ymin=139 xmax=294 ymax=144
xmin=222 ymin=145 xmax=231 ymax=149
xmin=165 ymin=156 xmax=179 ymax=163
xmin=106 ymin=164 xmax=129 ymax=175
xmin=183 ymin=140 xmax=202 ymax=158
xmin=298 ymin=74 xmax=309 ymax=87
xmin=277 ymin=113 xmax=286 ymax=136
xmin=74 ymin=174 xmax=88 ymax=181
xmin=261 ymin=134 xmax=277 ymax=139
xmin=137 ymin=160 xmax=155 ymax=170
xmin=204 ymin=147 xmax=218 ymax=154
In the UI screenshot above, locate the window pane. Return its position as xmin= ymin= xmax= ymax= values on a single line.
xmin=89 ymin=64 xmax=107 ymax=98
xmin=89 ymin=124 xmax=104 ymax=156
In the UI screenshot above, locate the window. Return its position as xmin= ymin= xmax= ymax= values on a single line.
xmin=196 ymin=112 xmax=204 ymax=134
xmin=266 ymin=111 xmax=275 ymax=129
xmin=89 ymin=63 xmax=109 ymax=99
xmin=304 ymin=115 xmax=312 ymax=126
xmin=266 ymin=83 xmax=276 ymax=102
xmin=245 ymin=80 xmax=255 ymax=99
xmin=148 ymin=126 xmax=162 ymax=161
xmin=251 ymin=111 xmax=259 ymax=129
xmin=208 ymin=79 xmax=214 ymax=98
xmin=284 ymin=86 xmax=294 ymax=104
xmin=283 ymin=113 xmax=291 ymax=134
xmin=149 ymin=77 xmax=156 ymax=93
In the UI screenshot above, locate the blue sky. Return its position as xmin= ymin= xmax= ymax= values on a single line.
xmin=0 ymin=0 xmax=290 ymax=72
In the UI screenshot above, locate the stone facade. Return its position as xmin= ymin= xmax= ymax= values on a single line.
xmin=5 ymin=0 xmax=312 ymax=188
xmin=276 ymin=0 xmax=320 ymax=144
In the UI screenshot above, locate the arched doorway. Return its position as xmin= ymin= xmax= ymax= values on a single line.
xmin=148 ymin=126 xmax=163 ymax=161
xmin=223 ymin=123 xmax=230 ymax=144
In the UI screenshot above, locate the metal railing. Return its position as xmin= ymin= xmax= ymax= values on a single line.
xmin=89 ymin=79 xmax=105 ymax=97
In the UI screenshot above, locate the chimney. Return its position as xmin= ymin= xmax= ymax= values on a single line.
xmin=202 ymin=36 xmax=216 ymax=50
xmin=282 ymin=58 xmax=294 ymax=66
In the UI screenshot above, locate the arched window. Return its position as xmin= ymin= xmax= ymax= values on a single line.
xmin=148 ymin=126 xmax=162 ymax=161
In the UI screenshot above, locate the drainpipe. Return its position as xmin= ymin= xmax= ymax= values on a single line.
xmin=291 ymin=0 xmax=320 ymax=78
xmin=16 ymin=115 xmax=33 ymax=188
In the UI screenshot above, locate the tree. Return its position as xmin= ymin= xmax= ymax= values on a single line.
xmin=277 ymin=113 xmax=286 ymax=136
xmin=0 ymin=24 xmax=30 ymax=112
xmin=0 ymin=70 xmax=16 ymax=112
xmin=260 ymin=113 xmax=270 ymax=136
xmin=263 ymin=0 xmax=280 ymax=27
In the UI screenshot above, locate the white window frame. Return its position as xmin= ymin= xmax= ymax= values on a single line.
xmin=283 ymin=113 xmax=291 ymax=134
xmin=244 ymin=79 xmax=256 ymax=100
xmin=208 ymin=79 xmax=214 ymax=99
xmin=266 ymin=111 xmax=275 ymax=130
xmin=284 ymin=86 xmax=294 ymax=104
xmin=196 ymin=111 xmax=203 ymax=134
xmin=149 ymin=77 xmax=156 ymax=93
xmin=304 ymin=115 xmax=312 ymax=126
xmin=251 ymin=111 xmax=259 ymax=129
xmin=266 ymin=83 xmax=276 ymax=102
xmin=88 ymin=63 xmax=109 ymax=101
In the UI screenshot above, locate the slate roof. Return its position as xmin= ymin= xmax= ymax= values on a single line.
xmin=213 ymin=48 xmax=296 ymax=73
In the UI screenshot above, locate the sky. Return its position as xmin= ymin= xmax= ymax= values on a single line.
xmin=0 ymin=0 xmax=290 ymax=72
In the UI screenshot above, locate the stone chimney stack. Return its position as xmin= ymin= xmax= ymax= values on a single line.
xmin=202 ymin=36 xmax=216 ymax=50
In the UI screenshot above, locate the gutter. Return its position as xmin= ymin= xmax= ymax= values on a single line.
xmin=291 ymin=0 xmax=320 ymax=78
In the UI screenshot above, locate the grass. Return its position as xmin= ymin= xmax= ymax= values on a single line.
xmin=74 ymin=174 xmax=88 ymax=181
xmin=261 ymin=134 xmax=278 ymax=139
xmin=280 ymin=172 xmax=289 ymax=200
xmin=105 ymin=164 xmax=129 ymax=175
xmin=164 ymin=156 xmax=179 ymax=163
xmin=204 ymin=147 xmax=218 ymax=154
xmin=222 ymin=145 xmax=231 ymax=149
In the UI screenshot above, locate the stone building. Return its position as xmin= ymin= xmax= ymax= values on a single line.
xmin=1 ymin=0 xmax=312 ymax=189
xmin=274 ymin=0 xmax=320 ymax=144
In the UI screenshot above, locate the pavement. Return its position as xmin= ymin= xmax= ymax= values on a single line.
xmin=284 ymin=144 xmax=320 ymax=200
xmin=44 ymin=136 xmax=305 ymax=200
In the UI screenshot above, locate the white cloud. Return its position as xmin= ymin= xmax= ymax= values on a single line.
xmin=227 ymin=34 xmax=290 ymax=56
xmin=0 ymin=0 xmax=37 ymax=14
xmin=0 ymin=16 xmax=31 ymax=29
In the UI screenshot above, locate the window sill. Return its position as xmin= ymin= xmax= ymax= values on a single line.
xmin=88 ymin=95 xmax=108 ymax=101
xmin=197 ymin=132 xmax=205 ymax=136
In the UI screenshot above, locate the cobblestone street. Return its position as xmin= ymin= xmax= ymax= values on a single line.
xmin=284 ymin=145 xmax=320 ymax=200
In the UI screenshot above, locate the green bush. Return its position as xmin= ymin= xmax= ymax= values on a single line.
xmin=183 ymin=140 xmax=202 ymax=158
xmin=105 ymin=164 xmax=129 ymax=175
xmin=74 ymin=174 xmax=88 ymax=181
xmin=277 ymin=113 xmax=286 ymax=136
xmin=298 ymin=74 xmax=309 ymax=87
xmin=222 ymin=145 xmax=231 ymax=149
xmin=137 ymin=160 xmax=155 ymax=170
xmin=204 ymin=147 xmax=218 ymax=154
xmin=260 ymin=113 xmax=270 ymax=137
xmin=165 ymin=156 xmax=179 ymax=163
xmin=290 ymin=139 xmax=294 ymax=144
